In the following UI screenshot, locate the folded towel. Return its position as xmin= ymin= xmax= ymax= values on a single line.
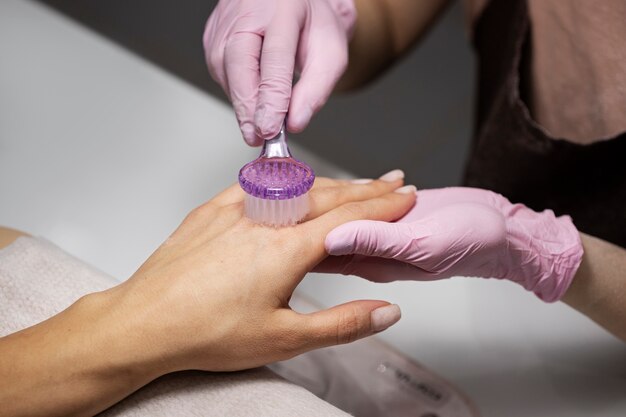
xmin=0 ymin=237 xmax=349 ymax=417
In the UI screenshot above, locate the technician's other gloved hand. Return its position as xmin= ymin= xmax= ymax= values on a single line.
xmin=318 ymin=187 xmax=584 ymax=302
xmin=204 ymin=0 xmax=356 ymax=145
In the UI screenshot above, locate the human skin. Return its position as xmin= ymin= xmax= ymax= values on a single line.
xmin=0 ymin=227 xmax=26 ymax=249
xmin=203 ymin=0 xmax=452 ymax=143
xmin=561 ymin=233 xmax=626 ymax=342
xmin=317 ymin=187 xmax=626 ymax=342
xmin=0 ymin=173 xmax=416 ymax=417
xmin=331 ymin=0 xmax=626 ymax=338
xmin=346 ymin=0 xmax=626 ymax=141
xmin=206 ymin=0 xmax=626 ymax=143
xmin=204 ymin=0 xmax=626 ymax=336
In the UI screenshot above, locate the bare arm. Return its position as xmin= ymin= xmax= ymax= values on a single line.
xmin=337 ymin=0 xmax=453 ymax=90
xmin=0 ymin=294 xmax=159 ymax=417
xmin=0 ymin=227 xmax=28 ymax=249
xmin=0 ymin=230 xmax=164 ymax=416
xmin=562 ymin=233 xmax=626 ymax=340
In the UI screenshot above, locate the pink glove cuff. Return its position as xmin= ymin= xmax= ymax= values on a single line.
xmin=327 ymin=0 xmax=357 ymax=38
xmin=505 ymin=207 xmax=584 ymax=303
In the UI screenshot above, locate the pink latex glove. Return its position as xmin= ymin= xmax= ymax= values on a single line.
xmin=203 ymin=0 xmax=356 ymax=145
xmin=319 ymin=187 xmax=584 ymax=302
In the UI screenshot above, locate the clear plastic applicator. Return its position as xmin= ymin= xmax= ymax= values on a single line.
xmin=238 ymin=124 xmax=315 ymax=227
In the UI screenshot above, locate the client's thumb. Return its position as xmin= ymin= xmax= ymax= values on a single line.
xmin=302 ymin=301 xmax=401 ymax=350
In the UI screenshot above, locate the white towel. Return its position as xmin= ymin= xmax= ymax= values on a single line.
xmin=0 ymin=237 xmax=349 ymax=417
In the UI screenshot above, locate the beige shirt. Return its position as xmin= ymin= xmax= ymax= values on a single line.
xmin=465 ymin=0 xmax=626 ymax=143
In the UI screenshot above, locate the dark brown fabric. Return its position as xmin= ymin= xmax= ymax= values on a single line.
xmin=464 ymin=0 xmax=626 ymax=248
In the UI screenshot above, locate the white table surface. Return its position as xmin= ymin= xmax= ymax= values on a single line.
xmin=2 ymin=1 xmax=626 ymax=416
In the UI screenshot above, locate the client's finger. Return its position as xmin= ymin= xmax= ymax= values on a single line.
xmin=207 ymin=178 xmax=342 ymax=210
xmin=174 ymin=184 xmax=245 ymax=240
xmin=208 ymin=169 xmax=405 ymax=210
xmin=207 ymin=175 xmax=379 ymax=209
xmin=290 ymin=300 xmax=402 ymax=352
xmin=209 ymin=183 xmax=246 ymax=207
xmin=312 ymin=169 xmax=406 ymax=190
xmin=303 ymin=185 xmax=417 ymax=252
xmin=310 ymin=177 xmax=349 ymax=188
xmin=305 ymin=176 xmax=406 ymax=220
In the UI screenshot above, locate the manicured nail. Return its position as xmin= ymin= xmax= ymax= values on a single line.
xmin=371 ymin=304 xmax=401 ymax=332
xmin=379 ymin=169 xmax=404 ymax=182
xmin=351 ymin=178 xmax=373 ymax=184
xmin=395 ymin=185 xmax=417 ymax=194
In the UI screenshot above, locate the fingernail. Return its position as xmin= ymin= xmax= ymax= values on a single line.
xmin=379 ymin=169 xmax=404 ymax=182
xmin=351 ymin=178 xmax=373 ymax=184
xmin=394 ymin=185 xmax=417 ymax=194
xmin=371 ymin=304 xmax=401 ymax=332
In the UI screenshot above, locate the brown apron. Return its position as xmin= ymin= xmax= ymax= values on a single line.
xmin=464 ymin=0 xmax=626 ymax=248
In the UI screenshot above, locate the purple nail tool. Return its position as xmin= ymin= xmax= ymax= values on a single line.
xmin=239 ymin=125 xmax=315 ymax=226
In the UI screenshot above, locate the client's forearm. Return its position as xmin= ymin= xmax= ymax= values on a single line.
xmin=562 ymin=233 xmax=626 ymax=341
xmin=0 ymin=290 xmax=163 ymax=417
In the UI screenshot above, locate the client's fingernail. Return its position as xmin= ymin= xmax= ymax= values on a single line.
xmin=379 ymin=169 xmax=404 ymax=182
xmin=351 ymin=178 xmax=373 ymax=184
xmin=371 ymin=304 xmax=401 ymax=332
xmin=395 ymin=185 xmax=417 ymax=194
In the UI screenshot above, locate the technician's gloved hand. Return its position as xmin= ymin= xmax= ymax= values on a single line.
xmin=204 ymin=0 xmax=356 ymax=145
xmin=318 ymin=187 xmax=584 ymax=302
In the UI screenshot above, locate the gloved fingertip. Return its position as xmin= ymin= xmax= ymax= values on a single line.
xmin=241 ymin=123 xmax=262 ymax=146
xmin=254 ymin=107 xmax=284 ymax=139
xmin=243 ymin=135 xmax=263 ymax=147
xmin=325 ymin=227 xmax=356 ymax=256
xmin=325 ymin=242 xmax=352 ymax=256
xmin=287 ymin=106 xmax=313 ymax=133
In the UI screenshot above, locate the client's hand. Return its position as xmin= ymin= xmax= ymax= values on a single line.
xmin=108 ymin=176 xmax=416 ymax=373
xmin=318 ymin=187 xmax=583 ymax=302
xmin=0 ymin=172 xmax=416 ymax=417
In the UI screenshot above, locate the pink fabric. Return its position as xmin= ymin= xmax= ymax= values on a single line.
xmin=321 ymin=187 xmax=584 ymax=302
xmin=203 ymin=0 xmax=356 ymax=145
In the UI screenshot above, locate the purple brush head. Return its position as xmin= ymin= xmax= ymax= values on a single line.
xmin=239 ymin=125 xmax=315 ymax=226
xmin=239 ymin=157 xmax=315 ymax=200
